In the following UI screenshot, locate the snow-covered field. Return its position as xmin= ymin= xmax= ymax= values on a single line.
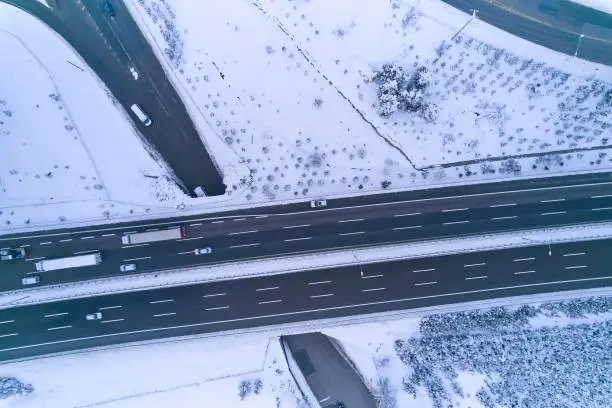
xmin=571 ymin=0 xmax=612 ymax=13
xmin=1 ymin=294 xmax=609 ymax=407
xmin=2 ymin=0 xmax=612 ymax=233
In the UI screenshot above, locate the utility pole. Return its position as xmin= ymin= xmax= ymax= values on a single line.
xmin=354 ymin=255 xmax=364 ymax=277
xmin=451 ymin=9 xmax=478 ymax=41
xmin=522 ymin=237 xmax=552 ymax=256
xmin=573 ymin=34 xmax=585 ymax=59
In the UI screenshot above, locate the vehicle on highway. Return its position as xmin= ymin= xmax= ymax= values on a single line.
xmin=121 ymin=226 xmax=185 ymax=245
xmin=1 ymin=247 xmax=26 ymax=261
xmin=99 ymin=0 xmax=115 ymax=16
xmin=130 ymin=104 xmax=152 ymax=126
xmin=194 ymin=247 xmax=212 ymax=255
xmin=119 ymin=263 xmax=136 ymax=272
xmin=310 ymin=199 xmax=327 ymax=208
xmin=35 ymin=253 xmax=102 ymax=272
xmin=21 ymin=276 xmax=40 ymax=286
xmin=129 ymin=65 xmax=139 ymax=80
xmin=336 ymin=402 xmax=345 ymax=408
xmin=194 ymin=186 xmax=207 ymax=197
xmin=86 ymin=312 xmax=103 ymax=321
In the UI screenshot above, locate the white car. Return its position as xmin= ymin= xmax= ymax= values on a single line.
xmin=129 ymin=65 xmax=139 ymax=80
xmin=22 ymin=276 xmax=40 ymax=285
xmin=310 ymin=199 xmax=327 ymax=208
xmin=86 ymin=312 xmax=102 ymax=321
xmin=120 ymin=263 xmax=136 ymax=272
xmin=194 ymin=247 xmax=212 ymax=255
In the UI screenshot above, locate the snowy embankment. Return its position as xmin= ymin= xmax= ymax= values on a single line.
xmin=1 ymin=291 xmax=609 ymax=407
xmin=0 ymin=5 xmax=189 ymax=231
xmin=571 ymin=0 xmax=612 ymax=13
xmin=127 ymin=0 xmax=612 ymax=205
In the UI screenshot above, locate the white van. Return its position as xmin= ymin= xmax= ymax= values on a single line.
xmin=22 ymin=276 xmax=40 ymax=285
xmin=194 ymin=186 xmax=207 ymax=197
xmin=130 ymin=104 xmax=152 ymax=126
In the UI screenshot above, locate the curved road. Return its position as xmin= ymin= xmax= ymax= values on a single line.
xmin=0 ymin=237 xmax=610 ymax=361
xmin=2 ymin=0 xmax=225 ymax=195
xmin=445 ymin=0 xmax=612 ymax=66
xmin=1 ymin=172 xmax=612 ymax=291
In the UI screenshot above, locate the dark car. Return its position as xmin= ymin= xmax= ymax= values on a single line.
xmin=336 ymin=402 xmax=345 ymax=408
xmin=100 ymin=0 xmax=115 ymax=16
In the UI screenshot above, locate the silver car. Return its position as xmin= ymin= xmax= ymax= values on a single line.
xmin=120 ymin=263 xmax=136 ymax=272
xmin=194 ymin=247 xmax=212 ymax=255
xmin=86 ymin=312 xmax=102 ymax=321
xmin=310 ymin=199 xmax=327 ymax=208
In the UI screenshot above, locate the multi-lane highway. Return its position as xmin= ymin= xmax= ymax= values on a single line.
xmin=2 ymin=0 xmax=225 ymax=195
xmin=0 ymin=238 xmax=610 ymax=361
xmin=2 ymin=172 xmax=612 ymax=290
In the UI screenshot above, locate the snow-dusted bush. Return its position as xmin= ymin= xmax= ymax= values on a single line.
xmin=136 ymin=0 xmax=184 ymax=68
xmin=372 ymin=64 xmax=434 ymax=119
xmin=0 ymin=377 xmax=34 ymax=400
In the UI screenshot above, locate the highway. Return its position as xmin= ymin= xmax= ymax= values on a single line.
xmin=0 ymin=238 xmax=610 ymax=361
xmin=444 ymin=0 xmax=612 ymax=66
xmin=2 ymin=172 xmax=612 ymax=290
xmin=2 ymin=0 xmax=225 ymax=195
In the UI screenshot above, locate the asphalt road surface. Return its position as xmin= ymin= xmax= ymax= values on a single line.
xmin=0 ymin=238 xmax=610 ymax=361
xmin=444 ymin=0 xmax=612 ymax=66
xmin=284 ymin=333 xmax=377 ymax=408
xmin=2 ymin=172 xmax=612 ymax=290
xmin=2 ymin=0 xmax=225 ymax=195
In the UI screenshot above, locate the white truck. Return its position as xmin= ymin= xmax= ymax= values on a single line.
xmin=121 ymin=226 xmax=185 ymax=245
xmin=35 ymin=253 xmax=102 ymax=272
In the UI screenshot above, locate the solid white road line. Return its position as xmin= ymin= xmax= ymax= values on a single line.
xmin=490 ymin=203 xmax=517 ymax=208
xmin=0 ymin=333 xmax=18 ymax=338
xmin=285 ymin=237 xmax=312 ymax=242
xmin=362 ymin=287 xmax=386 ymax=292
xmin=413 ymin=268 xmax=435 ymax=273
xmin=206 ymin=306 xmax=230 ymax=311
xmin=202 ymin=293 xmax=226 ymax=298
xmin=74 ymin=250 xmax=100 ymax=255
xmin=491 ymin=216 xmax=518 ymax=221
xmin=190 ymin=223 xmax=203 ymax=227
xmin=394 ymin=212 xmax=421 ymax=217
xmin=591 ymin=194 xmax=612 ymax=199
xmin=563 ymin=253 xmax=585 ymax=257
xmin=177 ymin=237 xmax=203 ymax=242
xmin=44 ymin=313 xmax=68 ymax=318
xmin=0 ymin=320 xmax=15 ymax=325
xmin=48 ymin=325 xmax=72 ymax=331
xmin=310 ymin=293 xmax=334 ymax=299
xmin=101 ymin=233 xmax=116 ymax=237
xmin=592 ymin=207 xmax=612 ymax=211
xmin=230 ymin=243 xmax=260 ymax=249
xmin=256 ymin=286 xmax=279 ymax=292
xmin=441 ymin=208 xmax=468 ymax=212
xmin=5 ymin=276 xmax=611 ymax=354
xmin=99 ymin=305 xmax=122 ymax=310
xmin=513 ymin=257 xmax=535 ymax=262
xmin=308 ymin=280 xmax=332 ymax=285
xmin=153 ymin=313 xmax=176 ymax=317
xmin=564 ymin=265 xmax=587 ymax=270
xmin=150 ymin=299 xmax=174 ymax=304
xmin=81 ymin=236 xmax=94 ymax=240
xmin=25 ymin=257 xmax=45 ymax=262
xmin=393 ymin=225 xmax=422 ymax=230
xmin=338 ymin=218 xmax=364 ymax=223
xmin=414 ymin=281 xmax=437 ymax=286
xmin=40 ymin=242 xmax=52 ymax=246
xmin=122 ymin=256 xmax=151 ymax=262
xmin=464 ymin=262 xmax=486 ymax=268
xmin=514 ymin=270 xmax=536 ymax=275
xmin=541 ymin=211 xmax=566 ymax=216
xmin=101 ymin=319 xmax=125 ymax=324
xmin=465 ymin=275 xmax=488 ymax=280
xmin=258 ymin=299 xmax=282 ymax=305
xmin=122 ymin=244 xmax=150 ymax=249
xmin=361 ymin=274 xmax=384 ymax=279
xmin=540 ymin=198 xmax=565 ymax=203
xmin=59 ymin=239 xmax=73 ymax=242
xmin=442 ymin=221 xmax=470 ymax=225
xmin=282 ymin=224 xmax=311 ymax=229
xmin=338 ymin=231 xmax=365 ymax=236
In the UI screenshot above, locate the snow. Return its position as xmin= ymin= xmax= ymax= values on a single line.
xmin=0 ymin=334 xmax=306 ymax=408
xmin=35 ymin=0 xmax=50 ymax=8
xmin=571 ymin=0 xmax=612 ymax=13
xmin=2 ymin=221 xmax=611 ymax=308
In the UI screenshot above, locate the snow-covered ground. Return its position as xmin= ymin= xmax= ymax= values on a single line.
xmin=1 ymin=292 xmax=609 ymax=407
xmin=3 ymin=0 xmax=612 ymax=233
xmin=571 ymin=0 xmax=612 ymax=13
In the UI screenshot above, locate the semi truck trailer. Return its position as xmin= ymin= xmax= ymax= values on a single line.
xmin=121 ymin=227 xmax=185 ymax=245
xmin=35 ymin=253 xmax=102 ymax=272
